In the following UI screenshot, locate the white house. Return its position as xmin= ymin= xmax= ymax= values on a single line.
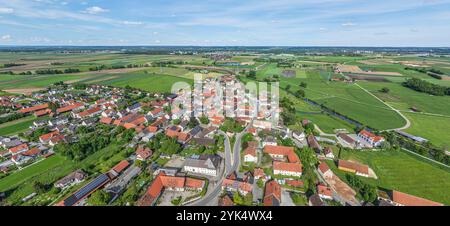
xmin=243 ymin=147 xmax=257 ymax=163
xmin=273 ymin=161 xmax=302 ymax=177
xmin=183 ymin=155 xmax=221 ymax=177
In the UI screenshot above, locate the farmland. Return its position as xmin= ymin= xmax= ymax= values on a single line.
xmin=327 ymin=149 xmax=450 ymax=205
xmin=403 ymin=113 xmax=450 ymax=147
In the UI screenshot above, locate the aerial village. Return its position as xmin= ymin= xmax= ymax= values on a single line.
xmin=0 ymin=74 xmax=443 ymax=207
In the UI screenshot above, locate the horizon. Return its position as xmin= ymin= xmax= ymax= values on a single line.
xmin=1 ymin=0 xmax=450 ymax=46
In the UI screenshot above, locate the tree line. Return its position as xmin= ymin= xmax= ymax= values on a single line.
xmin=402 ymin=78 xmax=450 ymax=96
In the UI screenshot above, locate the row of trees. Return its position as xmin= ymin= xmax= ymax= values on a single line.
xmin=402 ymin=78 xmax=450 ymax=96
xmin=3 ymin=63 xmax=25 ymax=68
xmin=35 ymin=68 xmax=80 ymax=75
xmin=383 ymin=131 xmax=449 ymax=165
xmin=0 ymin=113 xmax=26 ymax=124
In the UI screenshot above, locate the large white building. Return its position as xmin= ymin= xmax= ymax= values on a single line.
xmin=183 ymin=154 xmax=221 ymax=177
xmin=273 ymin=161 xmax=303 ymax=177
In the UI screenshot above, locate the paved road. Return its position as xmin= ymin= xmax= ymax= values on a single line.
xmin=218 ymin=130 xmax=233 ymax=174
xmin=188 ymin=123 xmax=251 ymax=206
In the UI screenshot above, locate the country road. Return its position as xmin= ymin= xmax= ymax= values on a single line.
xmin=354 ymin=83 xmax=411 ymax=131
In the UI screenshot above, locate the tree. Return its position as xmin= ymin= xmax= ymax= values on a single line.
xmin=294 ymin=89 xmax=305 ymax=98
xmin=88 ymin=190 xmax=111 ymax=206
xmin=380 ymin=87 xmax=390 ymax=93
xmin=199 ymin=115 xmax=210 ymax=124
xmin=32 ymin=181 xmax=48 ymax=194
xmin=286 ymin=84 xmax=291 ymax=92
xmin=247 ymin=70 xmax=257 ymax=79
xmin=300 ymin=82 xmax=307 ymax=88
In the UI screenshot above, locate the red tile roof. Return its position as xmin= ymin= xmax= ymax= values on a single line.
xmin=136 ymin=146 xmax=152 ymax=160
xmin=285 ymin=179 xmax=304 ymax=188
xmin=19 ymin=103 xmax=49 ymax=114
xmin=40 ymin=131 xmax=59 ymax=142
xmin=136 ymin=173 xmax=204 ymax=206
xmin=263 ymin=180 xmax=281 ymax=206
xmin=243 ymin=147 xmax=256 ymax=157
xmin=391 ymin=190 xmax=443 ymax=206
xmin=147 ymin=126 xmax=158 ymax=133
xmin=177 ymin=132 xmax=190 ymax=142
xmin=273 ymin=161 xmax=303 ymax=173
xmin=112 ymin=160 xmax=130 ymax=174
xmin=56 ymin=103 xmax=83 ymax=114
xmin=359 ymin=130 xmax=384 ymax=143
xmin=338 ymin=160 xmax=369 ymax=175
xmin=318 ymin=184 xmax=333 ymax=197
xmin=9 ymin=143 xmax=28 ymax=154
xmin=264 ymin=145 xmax=300 ymax=163
xmin=78 ymin=107 xmax=102 ymax=118
xmin=318 ymin=161 xmax=331 ymax=174
xmin=21 ymin=147 xmax=41 ymax=156
xmin=34 ymin=109 xmax=51 ymax=117
xmin=100 ymin=117 xmax=113 ymax=125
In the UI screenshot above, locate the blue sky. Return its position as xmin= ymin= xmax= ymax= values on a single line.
xmin=0 ymin=0 xmax=449 ymax=46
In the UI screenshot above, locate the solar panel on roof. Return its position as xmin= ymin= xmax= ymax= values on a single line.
xmin=69 ymin=174 xmax=109 ymax=202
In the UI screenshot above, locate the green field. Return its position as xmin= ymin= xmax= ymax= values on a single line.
xmin=327 ymin=149 xmax=450 ymax=205
xmin=0 ymin=143 xmax=123 ymax=204
xmin=358 ymin=81 xmax=450 ymax=115
xmin=0 ymin=155 xmax=71 ymax=193
xmin=403 ymin=113 xmax=450 ymax=147
xmin=0 ymin=116 xmax=40 ymax=136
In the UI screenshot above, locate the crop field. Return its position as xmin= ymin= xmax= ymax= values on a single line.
xmin=327 ymin=149 xmax=450 ymax=205
xmin=292 ymin=71 xmax=405 ymax=130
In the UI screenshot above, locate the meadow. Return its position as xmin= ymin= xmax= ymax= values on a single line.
xmin=327 ymin=149 xmax=450 ymax=205
xmin=0 ymin=116 xmax=42 ymax=136
xmin=403 ymin=113 xmax=450 ymax=147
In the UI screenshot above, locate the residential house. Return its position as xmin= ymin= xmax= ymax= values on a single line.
xmin=243 ymin=146 xmax=257 ymax=163
xmin=222 ymin=178 xmax=253 ymax=196
xmin=136 ymin=146 xmax=153 ymax=161
xmin=263 ymin=180 xmax=281 ymax=206
xmin=317 ymin=184 xmax=333 ymax=200
xmin=338 ymin=159 xmax=369 ymax=177
xmin=55 ymin=169 xmax=87 ymax=189
xmin=357 ymin=130 xmax=385 ymax=147
xmin=323 ymin=147 xmax=335 ymax=159
xmin=273 ymin=161 xmax=303 ymax=177
xmin=262 ymin=136 xmax=277 ymax=147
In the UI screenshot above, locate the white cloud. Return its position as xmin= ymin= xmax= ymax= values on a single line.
xmin=341 ymin=22 xmax=357 ymax=27
xmin=120 ymin=20 xmax=143 ymax=25
xmin=1 ymin=34 xmax=12 ymax=41
xmin=83 ymin=6 xmax=109 ymax=14
xmin=0 ymin=7 xmax=14 ymax=14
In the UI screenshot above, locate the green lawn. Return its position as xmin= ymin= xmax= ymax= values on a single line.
xmin=403 ymin=113 xmax=450 ymax=148
xmin=327 ymin=149 xmax=450 ymax=205
xmin=0 ymin=155 xmax=71 ymax=193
